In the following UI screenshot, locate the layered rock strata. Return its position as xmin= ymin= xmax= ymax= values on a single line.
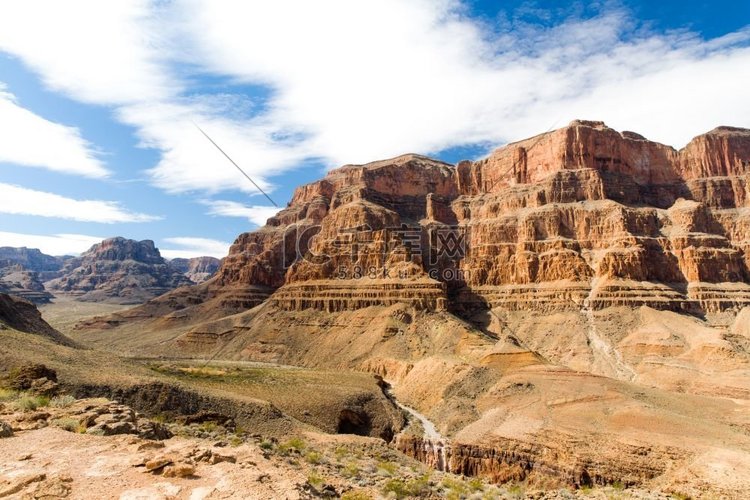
xmin=47 ymin=238 xmax=193 ymax=304
xmin=201 ymin=121 xmax=750 ymax=316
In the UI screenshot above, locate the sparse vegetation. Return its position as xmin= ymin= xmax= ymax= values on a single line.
xmin=15 ymin=394 xmax=50 ymax=411
xmin=52 ymin=417 xmax=85 ymax=433
xmin=442 ymin=476 xmax=470 ymax=499
xmin=305 ymin=450 xmax=323 ymax=464
xmin=342 ymin=461 xmax=360 ymax=478
xmin=278 ymin=437 xmax=306 ymax=455
xmin=50 ymin=394 xmax=76 ymax=408
xmin=0 ymin=387 xmax=18 ymax=402
xmin=307 ymin=471 xmax=325 ymax=489
xmin=507 ymin=483 xmax=525 ymax=499
xmin=340 ymin=490 xmax=372 ymax=500
xmin=381 ymin=475 xmax=430 ymax=499
xmin=376 ymin=459 xmax=398 ymax=476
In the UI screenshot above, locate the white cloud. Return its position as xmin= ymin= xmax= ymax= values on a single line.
xmin=203 ymin=200 xmax=280 ymax=226
xmin=177 ymin=2 xmax=750 ymax=158
xmin=0 ymin=183 xmax=159 ymax=223
xmin=1 ymin=0 xmax=749 ymax=199
xmin=0 ymin=88 xmax=108 ymax=177
xmin=0 ymin=231 xmax=103 ymax=256
xmin=160 ymin=237 xmax=231 ymax=259
xmin=0 ymin=1 xmax=173 ymax=105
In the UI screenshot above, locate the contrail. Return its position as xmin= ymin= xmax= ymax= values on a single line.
xmin=192 ymin=121 xmax=279 ymax=207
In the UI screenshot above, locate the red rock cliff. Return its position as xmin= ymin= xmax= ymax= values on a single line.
xmin=209 ymin=121 xmax=750 ymax=314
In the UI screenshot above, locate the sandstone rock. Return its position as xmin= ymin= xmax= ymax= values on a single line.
xmin=0 ymin=472 xmax=46 ymax=497
xmin=208 ymin=452 xmax=237 ymax=465
xmin=7 ymin=363 xmax=57 ymax=391
xmin=162 ymin=462 xmax=195 ymax=478
xmin=46 ymin=237 xmax=193 ymax=304
xmin=145 ymin=455 xmax=174 ymax=472
xmin=136 ymin=419 xmax=173 ymax=441
xmin=30 ymin=377 xmax=59 ymax=397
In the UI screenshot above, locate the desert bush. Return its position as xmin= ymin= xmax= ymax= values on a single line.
xmin=342 ymin=462 xmax=360 ymax=478
xmin=15 ymin=394 xmax=50 ymax=411
xmin=50 ymin=395 xmax=76 ymax=408
xmin=0 ymin=388 xmax=18 ymax=402
xmin=381 ymin=476 xmax=430 ymax=499
xmin=307 ymin=471 xmax=324 ymax=489
xmin=278 ymin=437 xmax=306 ymax=455
xmin=382 ymin=479 xmax=410 ymax=499
xmin=376 ymin=460 xmax=398 ymax=476
xmin=340 ymin=490 xmax=372 ymax=500
xmin=259 ymin=439 xmax=274 ymax=450
xmin=305 ymin=451 xmax=323 ymax=464
xmin=507 ymin=483 xmax=525 ymax=499
xmin=468 ymin=477 xmax=484 ymax=492
xmin=52 ymin=417 xmax=83 ymax=433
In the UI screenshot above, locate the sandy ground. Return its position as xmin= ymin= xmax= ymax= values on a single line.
xmin=0 ymin=427 xmax=307 ymax=499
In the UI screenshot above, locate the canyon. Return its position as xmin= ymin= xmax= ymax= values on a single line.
xmin=6 ymin=120 xmax=750 ymax=498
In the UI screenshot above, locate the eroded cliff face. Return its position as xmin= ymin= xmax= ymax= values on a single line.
xmin=211 ymin=120 xmax=750 ymax=316
xmin=47 ymin=237 xmax=193 ymax=304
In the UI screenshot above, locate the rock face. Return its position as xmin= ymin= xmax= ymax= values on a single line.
xmin=0 ymin=247 xmax=66 ymax=275
xmin=46 ymin=238 xmax=192 ymax=304
xmin=194 ymin=121 xmax=750 ymax=316
xmin=0 ymin=247 xmax=67 ymax=303
xmin=0 ymin=265 xmax=54 ymax=304
xmin=0 ymin=293 xmax=75 ymax=346
xmin=169 ymin=256 xmax=221 ymax=284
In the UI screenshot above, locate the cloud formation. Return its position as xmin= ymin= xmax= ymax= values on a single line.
xmin=0 ymin=183 xmax=159 ymax=223
xmin=0 ymin=231 xmax=103 ymax=256
xmin=0 ymin=86 xmax=107 ymax=178
xmin=1 ymin=0 xmax=749 ymax=202
xmin=204 ymin=200 xmax=280 ymax=227
xmin=160 ymin=236 xmax=231 ymax=259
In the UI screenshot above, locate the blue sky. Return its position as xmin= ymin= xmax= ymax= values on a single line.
xmin=0 ymin=0 xmax=748 ymax=258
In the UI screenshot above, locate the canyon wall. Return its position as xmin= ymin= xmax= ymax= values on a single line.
xmin=211 ymin=120 xmax=750 ymax=316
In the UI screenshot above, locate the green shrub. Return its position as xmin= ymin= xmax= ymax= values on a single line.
xmin=341 ymin=491 xmax=372 ymax=500
xmin=382 ymin=479 xmax=410 ymax=499
xmin=15 ymin=394 xmax=50 ymax=411
xmin=334 ymin=446 xmax=349 ymax=460
xmin=468 ymin=477 xmax=484 ymax=492
xmin=52 ymin=417 xmax=83 ymax=433
xmin=343 ymin=462 xmax=360 ymax=478
xmin=259 ymin=439 xmax=274 ymax=450
xmin=0 ymin=388 xmax=18 ymax=402
xmin=443 ymin=477 xmax=469 ymax=499
xmin=199 ymin=421 xmax=218 ymax=433
xmin=305 ymin=451 xmax=323 ymax=464
xmin=307 ymin=471 xmax=324 ymax=489
xmin=278 ymin=437 xmax=306 ymax=454
xmin=382 ymin=476 xmax=430 ymax=499
xmin=376 ymin=460 xmax=398 ymax=476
